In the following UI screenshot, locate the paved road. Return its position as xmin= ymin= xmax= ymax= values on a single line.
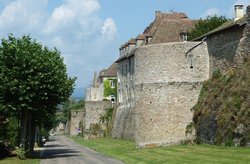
xmin=40 ymin=135 xmax=123 ymax=164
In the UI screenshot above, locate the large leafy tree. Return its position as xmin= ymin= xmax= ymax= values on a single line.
xmin=0 ymin=35 xmax=75 ymax=154
xmin=188 ymin=15 xmax=229 ymax=40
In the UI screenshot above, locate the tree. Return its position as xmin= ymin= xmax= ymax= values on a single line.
xmin=188 ymin=15 xmax=230 ymax=40
xmin=0 ymin=34 xmax=75 ymax=156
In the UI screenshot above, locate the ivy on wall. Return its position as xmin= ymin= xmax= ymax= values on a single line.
xmin=103 ymin=78 xmax=117 ymax=98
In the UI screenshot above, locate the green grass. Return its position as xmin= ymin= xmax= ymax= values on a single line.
xmin=0 ymin=157 xmax=40 ymax=164
xmin=71 ymin=136 xmax=250 ymax=164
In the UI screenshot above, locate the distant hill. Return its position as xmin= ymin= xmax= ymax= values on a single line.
xmin=71 ymin=87 xmax=85 ymax=100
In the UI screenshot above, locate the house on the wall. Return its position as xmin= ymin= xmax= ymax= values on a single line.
xmin=194 ymin=5 xmax=249 ymax=76
xmin=98 ymin=63 xmax=118 ymax=102
xmin=112 ymin=11 xmax=210 ymax=147
xmin=85 ymin=63 xmax=118 ymax=102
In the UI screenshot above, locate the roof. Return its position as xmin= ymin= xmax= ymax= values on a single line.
xmin=136 ymin=34 xmax=145 ymax=40
xmin=128 ymin=38 xmax=136 ymax=44
xmin=193 ymin=16 xmax=247 ymax=41
xmin=101 ymin=62 xmax=117 ymax=77
xmin=116 ymin=11 xmax=195 ymax=62
xmin=98 ymin=69 xmax=107 ymax=78
xmin=148 ymin=12 xmax=194 ymax=44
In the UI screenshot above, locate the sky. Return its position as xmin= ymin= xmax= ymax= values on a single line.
xmin=0 ymin=0 xmax=249 ymax=90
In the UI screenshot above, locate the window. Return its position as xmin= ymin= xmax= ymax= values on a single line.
xmin=110 ymin=80 xmax=115 ymax=88
xmin=180 ymin=32 xmax=188 ymax=42
xmin=187 ymin=54 xmax=194 ymax=69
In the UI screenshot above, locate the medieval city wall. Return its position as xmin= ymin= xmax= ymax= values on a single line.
xmin=84 ymin=101 xmax=112 ymax=130
xmin=112 ymin=57 xmax=136 ymax=140
xmin=70 ymin=109 xmax=85 ymax=136
xmin=111 ymin=104 xmax=135 ymax=139
xmin=134 ymin=42 xmax=209 ymax=84
xmin=133 ymin=42 xmax=210 ymax=147
xmin=134 ymin=82 xmax=203 ymax=147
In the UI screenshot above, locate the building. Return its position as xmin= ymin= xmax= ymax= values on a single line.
xmin=112 ymin=11 xmax=210 ymax=147
xmin=194 ymin=5 xmax=249 ymax=77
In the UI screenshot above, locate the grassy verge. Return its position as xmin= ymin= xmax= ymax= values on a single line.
xmin=0 ymin=157 xmax=40 ymax=164
xmin=71 ymin=136 xmax=250 ymax=164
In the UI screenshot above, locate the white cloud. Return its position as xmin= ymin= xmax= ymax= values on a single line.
xmin=102 ymin=18 xmax=117 ymax=41
xmin=0 ymin=0 xmax=118 ymax=88
xmin=0 ymin=0 xmax=47 ymax=35
xmin=201 ymin=8 xmax=221 ymax=18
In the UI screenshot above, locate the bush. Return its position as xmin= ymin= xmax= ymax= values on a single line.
xmin=16 ymin=147 xmax=26 ymax=160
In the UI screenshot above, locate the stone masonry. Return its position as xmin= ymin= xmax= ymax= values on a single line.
xmin=84 ymin=101 xmax=112 ymax=130
xmin=112 ymin=42 xmax=210 ymax=147
xmin=70 ymin=110 xmax=85 ymax=136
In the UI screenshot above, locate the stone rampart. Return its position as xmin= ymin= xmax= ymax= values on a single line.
xmin=84 ymin=101 xmax=112 ymax=130
xmin=133 ymin=42 xmax=209 ymax=147
xmin=111 ymin=103 xmax=135 ymax=139
xmin=70 ymin=109 xmax=85 ymax=136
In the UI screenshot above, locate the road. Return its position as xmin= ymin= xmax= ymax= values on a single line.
xmin=40 ymin=135 xmax=123 ymax=164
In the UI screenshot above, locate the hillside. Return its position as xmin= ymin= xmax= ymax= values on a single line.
xmin=192 ymin=56 xmax=250 ymax=146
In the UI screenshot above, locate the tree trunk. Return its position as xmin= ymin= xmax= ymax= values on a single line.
xmin=19 ymin=110 xmax=29 ymax=150
xmin=28 ymin=118 xmax=36 ymax=152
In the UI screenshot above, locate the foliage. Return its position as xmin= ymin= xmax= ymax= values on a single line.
xmin=99 ymin=107 xmax=114 ymax=137
xmin=5 ymin=117 xmax=19 ymax=148
xmin=0 ymin=34 xmax=75 ymax=153
xmin=188 ymin=15 xmax=229 ymax=40
xmin=89 ymin=123 xmax=102 ymax=136
xmin=16 ymin=147 xmax=26 ymax=160
xmin=71 ymin=136 xmax=250 ymax=164
xmin=193 ymin=56 xmax=250 ymax=146
xmin=103 ymin=79 xmax=117 ymax=98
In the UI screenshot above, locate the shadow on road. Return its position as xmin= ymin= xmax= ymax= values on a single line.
xmin=31 ymin=141 xmax=82 ymax=159
xmin=41 ymin=148 xmax=81 ymax=159
xmin=44 ymin=144 xmax=65 ymax=148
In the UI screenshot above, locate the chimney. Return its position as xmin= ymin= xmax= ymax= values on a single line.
xmin=234 ymin=5 xmax=244 ymax=21
xmin=155 ymin=11 xmax=161 ymax=18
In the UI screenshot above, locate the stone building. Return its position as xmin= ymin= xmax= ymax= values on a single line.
xmin=85 ymin=63 xmax=117 ymax=102
xmin=111 ymin=5 xmax=250 ymax=147
xmin=112 ymin=11 xmax=211 ymax=147
xmin=194 ymin=5 xmax=248 ymax=76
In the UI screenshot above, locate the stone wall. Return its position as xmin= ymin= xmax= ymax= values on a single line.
xmin=134 ymin=82 xmax=202 ymax=147
xmin=134 ymin=42 xmax=209 ymax=84
xmin=206 ymin=25 xmax=245 ymax=76
xmin=133 ymin=42 xmax=209 ymax=147
xmin=113 ymin=42 xmax=210 ymax=147
xmin=70 ymin=110 xmax=85 ymax=136
xmin=84 ymin=101 xmax=112 ymax=130
xmin=111 ymin=103 xmax=135 ymax=139
xmin=112 ymin=55 xmax=136 ymax=140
